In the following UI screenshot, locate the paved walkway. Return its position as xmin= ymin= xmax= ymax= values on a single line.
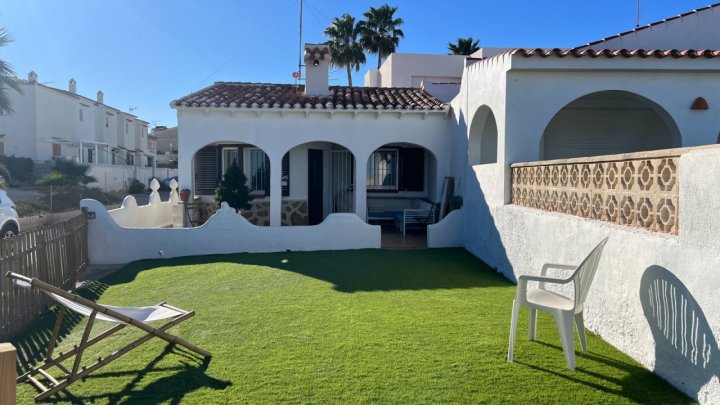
xmin=381 ymin=226 xmax=427 ymax=249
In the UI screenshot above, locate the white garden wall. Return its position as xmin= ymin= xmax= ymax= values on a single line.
xmin=463 ymin=146 xmax=720 ymax=403
xmin=80 ymin=199 xmax=381 ymax=266
xmin=108 ymin=179 xmax=179 ymax=228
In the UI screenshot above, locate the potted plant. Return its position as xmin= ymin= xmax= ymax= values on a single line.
xmin=180 ymin=188 xmax=191 ymax=202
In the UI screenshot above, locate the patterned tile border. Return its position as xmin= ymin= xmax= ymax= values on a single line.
xmin=511 ymin=150 xmax=683 ymax=235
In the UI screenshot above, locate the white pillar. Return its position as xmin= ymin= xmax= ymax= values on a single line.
xmin=178 ymin=147 xmax=193 ymax=192
xmin=269 ymin=154 xmax=283 ymax=226
xmin=94 ymin=144 xmax=98 ymax=164
xmin=354 ymin=151 xmax=368 ymax=221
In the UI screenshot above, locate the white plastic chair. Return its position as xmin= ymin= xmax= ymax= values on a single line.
xmin=508 ymin=237 xmax=608 ymax=370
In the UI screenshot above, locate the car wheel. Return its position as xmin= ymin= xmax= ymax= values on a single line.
xmin=1 ymin=224 xmax=18 ymax=239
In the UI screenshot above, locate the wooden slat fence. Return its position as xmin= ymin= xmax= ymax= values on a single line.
xmin=0 ymin=214 xmax=88 ymax=341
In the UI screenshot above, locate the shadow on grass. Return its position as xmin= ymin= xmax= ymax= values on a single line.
xmin=56 ymin=344 xmax=231 ymax=404
xmin=11 ymin=281 xmax=109 ymax=374
xmin=514 ymin=341 xmax=694 ymax=404
xmin=102 ymin=248 xmax=510 ymax=293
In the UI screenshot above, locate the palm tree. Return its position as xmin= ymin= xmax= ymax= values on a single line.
xmin=0 ymin=27 xmax=20 ymax=113
xmin=448 ymin=37 xmax=480 ymax=55
xmin=359 ymin=4 xmax=404 ymax=69
xmin=324 ymin=14 xmax=366 ymax=87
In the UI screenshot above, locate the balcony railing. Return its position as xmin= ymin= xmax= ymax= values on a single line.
xmin=510 ymin=148 xmax=691 ymax=235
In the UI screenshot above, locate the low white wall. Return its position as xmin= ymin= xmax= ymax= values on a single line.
xmin=427 ymin=208 xmax=464 ymax=248
xmin=109 ymin=194 xmax=179 ymax=229
xmin=464 ymin=147 xmax=720 ymax=403
xmin=80 ymin=200 xmax=381 ymax=265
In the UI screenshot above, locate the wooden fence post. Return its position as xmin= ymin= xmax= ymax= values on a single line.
xmin=0 ymin=343 xmax=16 ymax=405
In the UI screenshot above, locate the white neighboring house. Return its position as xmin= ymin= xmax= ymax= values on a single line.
xmin=364 ymin=52 xmax=466 ymax=102
xmin=0 ymin=72 xmax=156 ymax=190
xmin=152 ymin=126 xmax=178 ymax=169
xmin=173 ymin=44 xmax=450 ymax=227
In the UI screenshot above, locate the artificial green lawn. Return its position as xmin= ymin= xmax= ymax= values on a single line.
xmin=14 ymin=249 xmax=691 ymax=404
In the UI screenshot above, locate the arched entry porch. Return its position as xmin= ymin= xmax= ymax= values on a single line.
xmin=541 ymin=90 xmax=681 ymax=160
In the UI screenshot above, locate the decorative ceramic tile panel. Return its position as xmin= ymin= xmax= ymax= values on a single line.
xmin=511 ymin=156 xmax=679 ymax=234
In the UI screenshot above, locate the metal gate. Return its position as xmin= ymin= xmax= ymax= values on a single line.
xmin=331 ymin=150 xmax=354 ymax=213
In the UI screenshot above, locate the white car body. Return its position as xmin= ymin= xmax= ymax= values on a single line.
xmin=0 ymin=190 xmax=20 ymax=238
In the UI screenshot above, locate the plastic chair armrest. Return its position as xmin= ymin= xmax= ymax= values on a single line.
xmin=519 ymin=274 xmax=571 ymax=283
xmin=540 ymin=263 xmax=577 ymax=277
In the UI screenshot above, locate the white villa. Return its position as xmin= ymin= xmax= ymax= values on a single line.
xmin=173 ymin=44 xmax=449 ymax=226
xmin=81 ymin=4 xmax=720 ymax=402
xmin=0 ymin=72 xmax=157 ymax=190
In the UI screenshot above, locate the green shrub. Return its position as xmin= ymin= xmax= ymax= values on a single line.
xmin=36 ymin=159 xmax=97 ymax=186
xmin=215 ymin=164 xmax=251 ymax=211
xmin=128 ymin=178 xmax=146 ymax=194
xmin=0 ymin=155 xmax=33 ymax=184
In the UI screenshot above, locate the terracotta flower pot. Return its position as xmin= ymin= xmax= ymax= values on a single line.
xmin=180 ymin=189 xmax=191 ymax=202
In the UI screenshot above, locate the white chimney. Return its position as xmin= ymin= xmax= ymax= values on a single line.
xmin=303 ymin=43 xmax=331 ymax=97
xmin=28 ymin=71 xmax=38 ymax=84
xmin=69 ymin=78 xmax=77 ymax=94
xmin=97 ymin=90 xmax=104 ymax=104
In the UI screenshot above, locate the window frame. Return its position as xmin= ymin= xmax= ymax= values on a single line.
xmin=248 ymin=147 xmax=269 ymax=196
xmin=221 ymin=146 xmax=240 ymax=179
xmin=366 ymin=148 xmax=399 ymax=191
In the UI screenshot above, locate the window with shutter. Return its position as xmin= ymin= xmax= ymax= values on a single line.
xmin=282 ymin=153 xmax=290 ymax=197
xmin=194 ymin=146 xmax=219 ymax=195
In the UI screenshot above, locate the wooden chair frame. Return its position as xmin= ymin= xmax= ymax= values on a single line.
xmin=7 ymin=272 xmax=211 ymax=402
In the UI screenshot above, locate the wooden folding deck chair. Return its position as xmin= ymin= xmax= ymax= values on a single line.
xmin=7 ymin=271 xmax=211 ymax=402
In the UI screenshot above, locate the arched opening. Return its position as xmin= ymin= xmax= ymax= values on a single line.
xmin=541 ymin=91 xmax=681 ymax=160
xmin=192 ymin=141 xmax=272 ymax=225
xmin=283 ymin=141 xmax=355 ymax=226
xmin=468 ymin=105 xmax=498 ymax=165
xmin=366 ymin=143 xmax=438 ymax=248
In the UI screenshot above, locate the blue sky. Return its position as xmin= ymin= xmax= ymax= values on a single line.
xmin=1 ymin=0 xmax=713 ymax=127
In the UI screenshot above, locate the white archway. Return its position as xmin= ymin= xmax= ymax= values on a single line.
xmin=468 ymin=105 xmax=498 ymax=165
xmin=541 ymin=90 xmax=682 ymax=160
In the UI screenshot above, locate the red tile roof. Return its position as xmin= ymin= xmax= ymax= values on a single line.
xmin=512 ymin=48 xmax=720 ymax=59
xmin=173 ymin=83 xmax=448 ymax=111
xmin=576 ymin=3 xmax=720 ymax=49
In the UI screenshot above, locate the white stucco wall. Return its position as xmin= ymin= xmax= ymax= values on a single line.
xmin=80 ymin=199 xmax=381 ymax=265
xmin=427 ymin=208 xmax=464 ymax=248
xmin=462 ymin=147 xmax=720 ymax=401
xmin=449 ymin=51 xmax=720 ymax=401
xmin=505 ymin=57 xmax=720 ymax=166
xmin=369 ymin=53 xmax=467 ymax=88
xmin=578 ymin=5 xmax=720 ymax=51
xmin=0 ymin=85 xmax=38 ymax=159
xmin=86 ymin=164 xmax=162 ymax=191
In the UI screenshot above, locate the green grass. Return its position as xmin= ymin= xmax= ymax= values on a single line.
xmin=14 ymin=249 xmax=691 ymax=404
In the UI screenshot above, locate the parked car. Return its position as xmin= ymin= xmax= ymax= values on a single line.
xmin=161 ymin=176 xmax=178 ymax=190
xmin=0 ymin=190 xmax=19 ymax=238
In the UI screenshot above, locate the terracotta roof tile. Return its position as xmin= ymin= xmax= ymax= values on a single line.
xmin=173 ymin=83 xmax=448 ymax=111
xmin=512 ymin=48 xmax=720 ymax=59
xmin=576 ymin=3 xmax=720 ymax=49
